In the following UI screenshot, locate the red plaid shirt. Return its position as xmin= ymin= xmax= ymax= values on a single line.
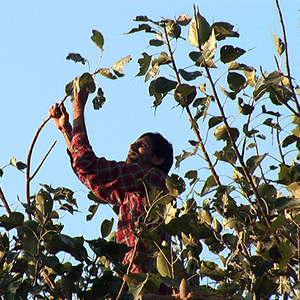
xmin=68 ymin=125 xmax=167 ymax=272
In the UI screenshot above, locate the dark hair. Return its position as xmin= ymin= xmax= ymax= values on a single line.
xmin=140 ymin=132 xmax=173 ymax=174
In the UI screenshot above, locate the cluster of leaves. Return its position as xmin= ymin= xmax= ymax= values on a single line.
xmin=0 ymin=183 xmax=134 ymax=299
xmin=65 ymin=29 xmax=131 ymax=110
xmin=124 ymin=4 xmax=300 ymax=299
xmin=2 ymin=2 xmax=300 ymax=300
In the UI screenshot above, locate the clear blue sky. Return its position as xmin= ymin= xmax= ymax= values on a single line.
xmin=1 ymin=1 xmax=299 ymax=240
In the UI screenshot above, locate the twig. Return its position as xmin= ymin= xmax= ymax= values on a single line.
xmin=0 ymin=186 xmax=12 ymax=216
xmin=115 ymin=238 xmax=140 ymax=300
xmin=25 ymin=94 xmax=68 ymax=219
xmin=162 ymin=24 xmax=222 ymax=188
xmin=30 ymin=141 xmax=57 ymax=180
xmin=274 ymin=0 xmax=300 ymax=113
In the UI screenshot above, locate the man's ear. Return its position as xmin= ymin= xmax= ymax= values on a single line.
xmin=152 ymin=156 xmax=165 ymax=167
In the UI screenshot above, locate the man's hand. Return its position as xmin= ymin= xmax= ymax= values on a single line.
xmin=48 ymin=103 xmax=72 ymax=132
xmin=72 ymin=77 xmax=89 ymax=117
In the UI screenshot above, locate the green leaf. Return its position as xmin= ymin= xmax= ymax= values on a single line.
xmin=10 ymin=157 xmax=27 ymax=171
xmin=156 ymin=248 xmax=172 ymax=277
xmin=174 ymin=84 xmax=197 ymax=107
xmin=179 ymin=69 xmax=202 ymax=81
xmin=211 ymin=22 xmax=239 ymax=41
xmin=188 ymin=5 xmax=210 ymax=47
xmin=92 ymin=87 xmax=106 ymax=110
xmin=149 ymin=39 xmax=164 ymax=47
xmin=0 ymin=168 xmax=3 ymax=177
xmin=91 ymin=29 xmax=104 ymax=51
xmin=66 ymin=53 xmax=87 ymax=65
xmin=214 ymin=126 xmax=240 ymax=143
xmin=97 ymin=68 xmax=117 ymax=80
xmin=282 ymin=135 xmax=298 ymax=148
xmin=87 ymin=191 xmax=107 ymax=204
xmin=125 ymin=273 xmax=161 ymax=298
xmin=112 ymin=55 xmax=131 ymax=75
xmin=35 ymin=189 xmax=53 ymax=222
xmin=286 ymin=182 xmax=300 ymax=198
xmin=164 ymin=19 xmax=181 ymax=39
xmin=185 ymin=170 xmax=198 ymax=185
xmin=208 ymin=116 xmax=222 ymax=129
xmin=79 ymin=72 xmax=96 ymax=93
xmin=100 ymin=218 xmax=114 ymax=238
xmin=227 ymin=72 xmax=246 ymax=92
xmin=220 ymin=45 xmax=245 ymax=63
xmin=246 ymin=154 xmax=267 ymax=174
xmin=145 ymin=63 xmax=159 ymax=83
xmin=149 ymin=77 xmax=177 ymax=95
xmin=200 ymin=261 xmax=226 ymax=281
xmin=272 ymin=31 xmax=285 ymax=56
xmin=263 ymin=215 xmax=287 ymax=239
xmin=136 ymin=52 xmax=152 ymax=77
xmin=152 ymin=52 xmax=171 ymax=66
xmin=65 ymin=80 xmax=74 ymax=96
xmin=165 ymin=174 xmax=186 ymax=196
xmin=201 ymin=175 xmax=217 ymax=196
xmin=127 ymin=23 xmax=157 ymax=34
xmin=0 ymin=212 xmax=24 ymax=230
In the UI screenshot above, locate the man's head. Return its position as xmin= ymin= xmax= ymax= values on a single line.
xmin=126 ymin=132 xmax=173 ymax=174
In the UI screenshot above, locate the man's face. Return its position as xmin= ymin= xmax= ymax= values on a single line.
xmin=126 ymin=135 xmax=157 ymax=166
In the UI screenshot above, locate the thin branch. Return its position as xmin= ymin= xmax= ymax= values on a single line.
xmin=162 ymin=24 xmax=222 ymax=187
xmin=30 ymin=141 xmax=57 ymax=181
xmin=274 ymin=0 xmax=300 ymax=113
xmin=0 ymin=186 xmax=12 ymax=216
xmin=26 ymin=94 xmax=68 ymax=219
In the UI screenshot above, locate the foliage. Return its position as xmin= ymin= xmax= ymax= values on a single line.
xmin=1 ymin=1 xmax=300 ymax=299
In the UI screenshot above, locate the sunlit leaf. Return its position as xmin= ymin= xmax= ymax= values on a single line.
xmin=97 ymin=68 xmax=117 ymax=79
xmin=272 ymin=31 xmax=285 ymax=56
xmin=10 ymin=157 xmax=27 ymax=171
xmin=188 ymin=5 xmax=210 ymax=47
xmin=165 ymin=174 xmax=186 ymax=196
xmin=163 ymin=19 xmax=181 ymax=39
xmin=152 ymin=52 xmax=171 ymax=66
xmin=136 ymin=52 xmax=152 ymax=77
xmin=91 ymin=29 xmax=104 ymax=51
xmin=177 ymin=14 xmax=191 ymax=26
xmin=112 ymin=55 xmax=131 ymax=75
xmin=145 ymin=63 xmax=159 ymax=82
xmin=214 ymin=126 xmax=240 ymax=143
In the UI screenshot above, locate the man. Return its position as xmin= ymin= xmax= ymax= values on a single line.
xmin=49 ymin=82 xmax=173 ymax=273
